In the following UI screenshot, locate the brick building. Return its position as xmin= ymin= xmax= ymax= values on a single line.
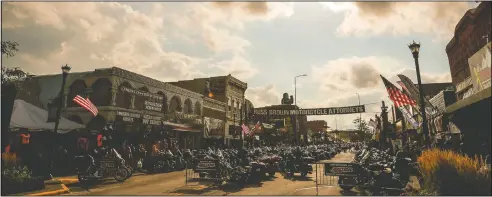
xmin=445 ymin=2 xmax=491 ymax=100
xmin=169 ymin=74 xmax=248 ymax=146
xmin=17 ymin=67 xmax=204 ymax=149
xmin=306 ymin=120 xmax=328 ymax=133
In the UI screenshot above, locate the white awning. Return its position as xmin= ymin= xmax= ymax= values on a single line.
xmin=9 ymin=99 xmax=85 ymax=133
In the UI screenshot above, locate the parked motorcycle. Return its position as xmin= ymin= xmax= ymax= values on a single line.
xmin=74 ymin=149 xmax=129 ymax=185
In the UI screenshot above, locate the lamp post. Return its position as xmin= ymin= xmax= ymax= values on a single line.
xmin=294 ymin=74 xmax=307 ymax=145
xmin=408 ymin=41 xmax=430 ymax=147
xmin=53 ymin=64 xmax=71 ymax=134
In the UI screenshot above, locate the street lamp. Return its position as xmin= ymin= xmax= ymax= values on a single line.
xmin=53 ymin=64 xmax=71 ymax=134
xmin=294 ymin=74 xmax=307 ymax=145
xmin=408 ymin=41 xmax=430 ymax=147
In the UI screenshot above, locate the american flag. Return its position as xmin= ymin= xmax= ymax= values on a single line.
xmin=381 ymin=75 xmax=417 ymax=108
xmin=250 ymin=121 xmax=261 ymax=136
xmin=73 ymin=95 xmax=98 ymax=116
xmin=241 ymin=123 xmax=250 ymax=136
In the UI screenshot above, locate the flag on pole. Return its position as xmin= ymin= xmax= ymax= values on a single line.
xmin=368 ymin=119 xmax=378 ymax=128
xmin=251 ymin=121 xmax=261 ymax=136
xmin=381 ymin=75 xmax=420 ymax=128
xmin=241 ymin=123 xmax=249 ymax=136
xmin=380 ymin=75 xmax=417 ymax=107
xmin=73 ymin=95 xmax=98 ymax=116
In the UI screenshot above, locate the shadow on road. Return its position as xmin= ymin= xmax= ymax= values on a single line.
xmin=281 ymin=173 xmax=313 ymax=181
xmin=340 ymin=189 xmax=358 ymax=196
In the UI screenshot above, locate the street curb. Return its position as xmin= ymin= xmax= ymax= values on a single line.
xmin=28 ymin=183 xmax=69 ymax=196
xmin=58 ymin=178 xmax=79 ymax=185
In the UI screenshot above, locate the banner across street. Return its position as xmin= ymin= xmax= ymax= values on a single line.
xmin=253 ymin=105 xmax=366 ymax=116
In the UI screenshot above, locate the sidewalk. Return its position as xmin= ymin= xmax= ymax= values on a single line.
xmin=14 ymin=176 xmax=79 ymax=196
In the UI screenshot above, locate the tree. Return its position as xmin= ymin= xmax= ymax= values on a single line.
xmin=353 ymin=117 xmax=370 ymax=133
xmin=1 ymin=41 xmax=19 ymax=58
xmin=353 ymin=117 xmax=372 ymax=142
xmin=1 ymin=41 xmax=27 ymax=152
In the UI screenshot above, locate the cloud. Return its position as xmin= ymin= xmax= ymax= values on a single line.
xmin=1 ymin=2 xmax=189 ymax=81
xmin=169 ymin=2 xmax=293 ymax=54
xmin=1 ymin=2 xmax=293 ymax=82
xmin=389 ymin=68 xmax=452 ymax=84
xmin=211 ymin=55 xmax=259 ymax=81
xmin=308 ymin=56 xmax=452 ymax=129
xmin=311 ymin=56 xmax=403 ymax=95
xmin=212 ymin=2 xmax=269 ymax=15
xmin=328 ymin=2 xmax=473 ymax=41
xmin=245 ymin=84 xmax=281 ymax=108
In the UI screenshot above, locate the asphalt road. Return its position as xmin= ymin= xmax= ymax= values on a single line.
xmin=66 ymin=152 xmax=355 ymax=196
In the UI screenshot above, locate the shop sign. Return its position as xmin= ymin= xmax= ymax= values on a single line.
xmin=120 ymin=87 xmax=163 ymax=100
xmin=253 ymin=105 xmax=365 ymax=116
xmin=204 ymin=117 xmax=224 ymax=136
xmin=116 ymin=111 xmax=141 ymax=123
xmin=144 ymin=100 xmax=163 ymax=112
xmin=468 ymin=43 xmax=491 ymax=93
xmin=165 ymin=112 xmax=203 ymax=124
xmin=116 ymin=111 xmax=163 ymax=125
xmin=142 ymin=114 xmax=162 ymax=125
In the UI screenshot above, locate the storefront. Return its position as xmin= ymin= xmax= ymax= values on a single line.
xmin=446 ymin=86 xmax=491 ymax=156
xmin=203 ymin=117 xmax=225 ymax=148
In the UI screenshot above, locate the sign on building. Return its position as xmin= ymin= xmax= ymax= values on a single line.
xmin=468 ymin=43 xmax=491 ymax=93
xmin=253 ymin=105 xmax=365 ymax=116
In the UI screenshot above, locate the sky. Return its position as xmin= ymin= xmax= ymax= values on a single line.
xmin=1 ymin=2 xmax=478 ymax=129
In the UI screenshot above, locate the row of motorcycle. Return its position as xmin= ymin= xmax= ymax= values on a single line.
xmin=73 ymin=142 xmax=361 ymax=186
xmin=187 ymin=143 xmax=358 ymax=186
xmin=337 ymin=145 xmax=421 ymax=196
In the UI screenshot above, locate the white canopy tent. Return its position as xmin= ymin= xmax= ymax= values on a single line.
xmin=9 ymin=99 xmax=85 ymax=133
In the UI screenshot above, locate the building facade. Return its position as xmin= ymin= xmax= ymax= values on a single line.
xmin=18 ymin=67 xmax=204 ymax=149
xmin=445 ymin=2 xmax=491 ymax=100
xmin=169 ymin=74 xmax=248 ymax=146
xmin=306 ymin=120 xmax=328 ymax=133
xmin=253 ymin=104 xmax=308 ymax=144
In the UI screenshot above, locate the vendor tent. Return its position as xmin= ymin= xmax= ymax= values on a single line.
xmin=9 ymin=99 xmax=85 ymax=133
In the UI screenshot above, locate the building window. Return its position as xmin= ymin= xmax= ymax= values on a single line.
xmin=67 ymin=80 xmax=87 ymax=107
xmin=116 ymin=82 xmax=132 ymax=109
xmin=90 ymin=78 xmax=112 ymax=106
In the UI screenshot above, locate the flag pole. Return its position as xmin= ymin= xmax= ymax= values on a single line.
xmin=240 ymin=100 xmax=244 ymax=148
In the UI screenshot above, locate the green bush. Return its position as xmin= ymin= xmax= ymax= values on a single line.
xmin=2 ymin=165 xmax=33 ymax=183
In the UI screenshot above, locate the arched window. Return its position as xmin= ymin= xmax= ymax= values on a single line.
xmin=116 ymin=82 xmax=132 ymax=109
xmin=194 ymin=102 xmax=202 ymax=116
xmin=90 ymin=78 xmax=112 ymax=106
xmin=67 ymin=80 xmax=87 ymax=107
xmin=157 ymin=91 xmax=168 ymax=114
xmin=183 ymin=99 xmax=193 ymax=114
xmin=134 ymin=86 xmax=149 ymax=110
xmin=169 ymin=96 xmax=182 ymax=113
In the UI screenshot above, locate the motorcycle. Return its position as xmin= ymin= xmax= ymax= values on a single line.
xmin=74 ymin=149 xmax=129 ymax=184
xmin=173 ymin=149 xmax=186 ymax=171
xmin=284 ymin=156 xmax=314 ymax=177
xmin=154 ymin=150 xmax=176 ymax=173
xmin=258 ymin=155 xmax=280 ymax=177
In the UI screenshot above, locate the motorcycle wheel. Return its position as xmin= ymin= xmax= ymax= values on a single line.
xmin=301 ymin=172 xmax=308 ymax=177
xmin=77 ymin=175 xmax=90 ymax=185
xmin=115 ymin=168 xmax=129 ymax=182
xmin=125 ymin=167 xmax=133 ymax=179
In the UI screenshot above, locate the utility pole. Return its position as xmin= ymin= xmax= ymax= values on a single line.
xmin=391 ymin=105 xmax=396 ymax=140
xmin=240 ymin=100 xmax=244 ymax=148
xmin=381 ymin=101 xmax=389 ymax=150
